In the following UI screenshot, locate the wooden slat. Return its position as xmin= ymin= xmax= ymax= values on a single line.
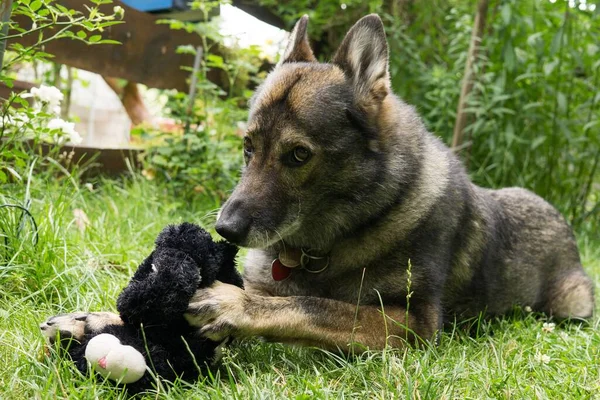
xmin=8 ymin=0 xmax=224 ymax=92
xmin=0 ymin=79 xmax=36 ymax=100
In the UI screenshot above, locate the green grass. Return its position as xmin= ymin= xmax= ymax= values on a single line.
xmin=1 ymin=172 xmax=598 ymax=399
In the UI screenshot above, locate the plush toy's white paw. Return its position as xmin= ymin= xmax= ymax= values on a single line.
xmin=85 ymin=334 xmax=147 ymax=384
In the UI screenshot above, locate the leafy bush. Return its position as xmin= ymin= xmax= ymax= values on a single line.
xmin=382 ymin=0 xmax=599 ymax=231
xmin=135 ymin=1 xmax=262 ymax=201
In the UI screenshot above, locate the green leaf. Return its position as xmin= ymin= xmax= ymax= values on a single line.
xmin=501 ymin=4 xmax=511 ymax=25
xmin=76 ymin=30 xmax=87 ymax=39
xmin=207 ymin=54 xmax=224 ymax=68
xmin=503 ymin=41 xmax=516 ymax=71
xmin=151 ymin=155 xmax=168 ymax=166
xmin=97 ymin=21 xmax=124 ymax=28
xmin=96 ymin=39 xmax=121 ymax=45
xmin=550 ymin=26 xmax=564 ymax=55
xmin=176 ymin=45 xmax=197 ymax=55
xmin=557 ymin=91 xmax=567 ymax=114
xmin=505 ymin=122 xmax=515 ymax=146
xmin=89 ymin=35 xmax=102 ymax=43
xmin=531 ymin=136 xmax=546 ymax=150
xmin=543 ymin=59 xmax=558 ymax=76
xmin=583 ymin=120 xmax=599 ymax=132
xmin=4 ymin=166 xmax=22 ymax=181
xmin=12 ymin=96 xmax=29 ymax=107
xmin=523 ymin=102 xmax=542 ymax=111
xmin=30 ymin=0 xmax=42 ymax=12
xmin=526 ymin=32 xmax=543 ymax=47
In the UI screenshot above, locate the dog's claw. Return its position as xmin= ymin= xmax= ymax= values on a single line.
xmin=198 ymin=322 xmax=236 ymax=342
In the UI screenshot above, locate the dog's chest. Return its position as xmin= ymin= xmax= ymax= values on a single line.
xmin=243 ymin=249 xmax=408 ymax=305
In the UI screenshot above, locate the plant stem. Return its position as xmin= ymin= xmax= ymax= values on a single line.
xmin=0 ymin=0 xmax=13 ymax=71
xmin=545 ymin=3 xmax=569 ymax=198
xmin=451 ymin=0 xmax=489 ymax=153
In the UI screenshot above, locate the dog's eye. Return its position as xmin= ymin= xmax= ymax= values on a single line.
xmin=243 ymin=137 xmax=253 ymax=159
xmin=288 ymin=147 xmax=311 ymax=166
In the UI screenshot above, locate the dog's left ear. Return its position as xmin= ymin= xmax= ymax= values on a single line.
xmin=278 ymin=15 xmax=316 ymax=65
xmin=333 ymin=14 xmax=390 ymax=111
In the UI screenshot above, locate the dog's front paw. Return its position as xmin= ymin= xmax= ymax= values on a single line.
xmin=184 ymin=281 xmax=250 ymax=341
xmin=40 ymin=312 xmax=123 ymax=345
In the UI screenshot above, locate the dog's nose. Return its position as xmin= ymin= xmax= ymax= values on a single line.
xmin=215 ymin=205 xmax=251 ymax=244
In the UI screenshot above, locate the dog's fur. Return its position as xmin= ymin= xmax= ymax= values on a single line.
xmin=42 ymin=15 xmax=594 ymax=353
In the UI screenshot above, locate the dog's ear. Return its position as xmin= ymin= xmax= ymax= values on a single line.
xmin=333 ymin=14 xmax=390 ymax=111
xmin=278 ymin=15 xmax=316 ymax=65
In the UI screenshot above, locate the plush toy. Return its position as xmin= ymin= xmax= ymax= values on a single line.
xmin=47 ymin=223 xmax=243 ymax=393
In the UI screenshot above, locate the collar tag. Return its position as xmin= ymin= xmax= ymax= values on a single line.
xmin=272 ymin=247 xmax=331 ymax=281
xmin=279 ymin=247 xmax=302 ymax=268
xmin=271 ymin=259 xmax=292 ymax=281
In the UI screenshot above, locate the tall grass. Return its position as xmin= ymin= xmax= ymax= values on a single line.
xmin=0 ymin=173 xmax=598 ymax=399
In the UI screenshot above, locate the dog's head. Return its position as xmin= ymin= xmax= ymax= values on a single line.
xmin=216 ymin=14 xmax=410 ymax=249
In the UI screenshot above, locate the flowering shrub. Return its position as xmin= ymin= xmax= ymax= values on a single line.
xmin=2 ymin=84 xmax=82 ymax=146
xmin=0 ymin=1 xmax=122 ymax=184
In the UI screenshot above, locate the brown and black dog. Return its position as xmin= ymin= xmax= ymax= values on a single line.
xmin=42 ymin=14 xmax=594 ymax=354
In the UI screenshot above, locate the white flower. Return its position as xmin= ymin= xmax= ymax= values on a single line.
xmin=14 ymin=113 xmax=30 ymax=128
xmin=559 ymin=331 xmax=569 ymax=340
xmin=69 ymin=130 xmax=83 ymax=144
xmin=535 ymin=352 xmax=551 ymax=364
xmin=542 ymin=322 xmax=555 ymax=333
xmin=30 ymin=85 xmax=63 ymax=108
xmin=0 ymin=113 xmax=14 ymax=127
xmin=113 ymin=5 xmax=125 ymax=19
xmin=1 ymin=112 xmax=29 ymax=129
xmin=47 ymin=118 xmax=82 ymax=144
xmin=524 ymin=305 xmax=532 ymax=313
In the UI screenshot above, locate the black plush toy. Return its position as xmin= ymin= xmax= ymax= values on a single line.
xmin=56 ymin=223 xmax=243 ymax=393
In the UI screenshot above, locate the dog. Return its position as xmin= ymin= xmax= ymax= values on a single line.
xmin=43 ymin=14 xmax=594 ymax=354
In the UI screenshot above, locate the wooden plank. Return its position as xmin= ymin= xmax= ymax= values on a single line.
xmin=0 ymin=79 xmax=36 ymax=100
xmin=28 ymin=140 xmax=142 ymax=176
xmin=8 ymin=0 xmax=224 ymax=92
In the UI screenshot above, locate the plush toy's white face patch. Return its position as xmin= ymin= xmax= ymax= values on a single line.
xmin=85 ymin=333 xmax=147 ymax=384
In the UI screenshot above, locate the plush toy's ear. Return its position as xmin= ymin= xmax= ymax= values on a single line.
xmin=278 ymin=15 xmax=316 ymax=66
xmin=155 ymin=223 xmax=212 ymax=261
